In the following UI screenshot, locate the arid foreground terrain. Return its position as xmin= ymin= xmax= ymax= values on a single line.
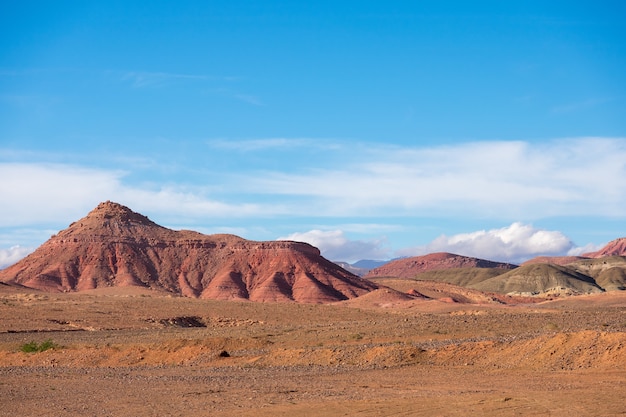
xmin=1 ymin=284 xmax=625 ymax=416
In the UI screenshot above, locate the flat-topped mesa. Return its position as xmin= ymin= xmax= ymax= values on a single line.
xmin=0 ymin=201 xmax=374 ymax=302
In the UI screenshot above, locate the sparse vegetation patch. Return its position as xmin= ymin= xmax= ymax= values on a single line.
xmin=19 ymin=339 xmax=58 ymax=353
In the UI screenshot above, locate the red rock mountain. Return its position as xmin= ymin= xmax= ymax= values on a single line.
xmin=582 ymin=238 xmax=626 ymax=258
xmin=364 ymin=252 xmax=517 ymax=279
xmin=0 ymin=202 xmax=377 ymax=303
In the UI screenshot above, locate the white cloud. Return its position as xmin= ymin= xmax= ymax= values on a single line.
xmin=567 ymin=242 xmax=603 ymax=256
xmin=0 ymin=163 xmax=126 ymax=226
xmin=551 ymin=97 xmax=610 ymax=114
xmin=2 ymin=138 xmax=624 ymax=258
xmin=396 ymin=223 xmax=575 ymax=264
xmin=6 ymin=138 xmax=625 ymax=229
xmin=251 ymin=138 xmax=626 ymax=219
xmin=0 ymin=163 xmax=274 ymax=229
xmin=119 ymin=71 xmax=221 ymax=88
xmin=277 ymin=230 xmax=389 ymax=263
xmin=207 ymin=137 xmax=341 ymax=152
xmin=232 ymin=93 xmax=264 ymax=106
xmin=0 ymin=245 xmax=33 ymax=269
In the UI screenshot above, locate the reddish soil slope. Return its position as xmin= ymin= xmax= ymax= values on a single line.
xmin=583 ymin=237 xmax=626 ymax=258
xmin=365 ymin=252 xmax=517 ymax=279
xmin=0 ymin=202 xmax=376 ymax=303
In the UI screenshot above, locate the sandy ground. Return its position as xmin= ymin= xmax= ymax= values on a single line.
xmin=1 ymin=286 xmax=625 ymax=416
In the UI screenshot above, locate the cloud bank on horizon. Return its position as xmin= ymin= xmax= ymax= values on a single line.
xmin=281 ymin=222 xmax=601 ymax=265
xmin=2 ymin=138 xmax=625 ymax=223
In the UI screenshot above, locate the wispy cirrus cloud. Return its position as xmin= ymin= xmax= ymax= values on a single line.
xmin=232 ymin=93 xmax=264 ymax=106
xmin=119 ymin=71 xmax=237 ymax=88
xmin=250 ymin=137 xmax=626 ymax=219
xmin=3 ymin=138 xmax=625 ymax=227
xmin=0 ymin=162 xmax=271 ymax=229
xmin=208 ymin=137 xmax=341 ymax=152
xmin=208 ymin=87 xmax=264 ymax=106
xmin=2 ymin=137 xmax=624 ymax=264
xmin=1 ymin=68 xmax=237 ymax=89
xmin=551 ymin=97 xmax=611 ymax=114
xmin=0 ymin=93 xmax=62 ymax=113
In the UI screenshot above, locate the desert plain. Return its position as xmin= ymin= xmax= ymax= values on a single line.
xmin=1 ymin=282 xmax=625 ymax=416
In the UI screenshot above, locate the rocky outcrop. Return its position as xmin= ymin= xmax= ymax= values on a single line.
xmin=0 ymin=202 xmax=377 ymax=303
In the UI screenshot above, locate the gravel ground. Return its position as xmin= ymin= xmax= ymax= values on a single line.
xmin=1 ymin=289 xmax=625 ymax=416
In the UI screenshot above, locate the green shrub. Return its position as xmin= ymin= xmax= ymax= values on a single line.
xmin=20 ymin=339 xmax=57 ymax=353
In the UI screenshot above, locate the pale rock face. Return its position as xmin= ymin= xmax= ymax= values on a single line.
xmin=0 ymin=201 xmax=377 ymax=303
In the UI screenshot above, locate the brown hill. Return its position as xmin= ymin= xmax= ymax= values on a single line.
xmin=470 ymin=263 xmax=604 ymax=296
xmin=594 ymin=268 xmax=626 ymax=291
xmin=401 ymin=267 xmax=509 ymax=287
xmin=582 ymin=237 xmax=626 ymax=258
xmin=565 ymin=256 xmax=626 ymax=291
xmin=0 ymin=201 xmax=377 ymax=303
xmin=364 ymin=252 xmax=517 ymax=279
xmin=521 ymin=255 xmax=588 ymax=266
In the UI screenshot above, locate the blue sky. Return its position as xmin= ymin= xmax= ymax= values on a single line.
xmin=1 ymin=1 xmax=625 ymax=267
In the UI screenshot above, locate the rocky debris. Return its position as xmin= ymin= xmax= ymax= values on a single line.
xmin=157 ymin=316 xmax=206 ymax=328
xmin=365 ymin=252 xmax=517 ymax=279
xmin=0 ymin=201 xmax=377 ymax=303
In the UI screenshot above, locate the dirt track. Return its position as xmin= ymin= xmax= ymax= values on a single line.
xmin=1 ymin=287 xmax=625 ymax=416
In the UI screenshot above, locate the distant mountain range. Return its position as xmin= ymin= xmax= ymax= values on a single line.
xmin=334 ymin=259 xmax=389 ymax=277
xmin=361 ymin=243 xmax=626 ymax=296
